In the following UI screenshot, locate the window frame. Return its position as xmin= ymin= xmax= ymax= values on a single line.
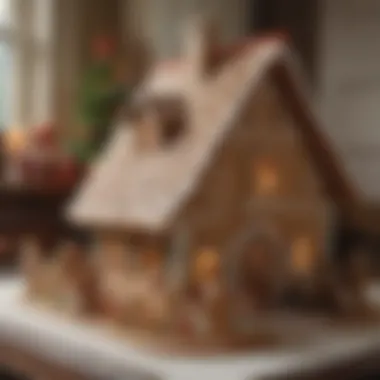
xmin=0 ymin=0 xmax=55 ymax=128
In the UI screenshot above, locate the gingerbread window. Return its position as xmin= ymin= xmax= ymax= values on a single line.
xmin=253 ymin=160 xmax=279 ymax=196
xmin=131 ymin=95 xmax=188 ymax=150
xmin=290 ymin=236 xmax=315 ymax=275
xmin=192 ymin=247 xmax=220 ymax=284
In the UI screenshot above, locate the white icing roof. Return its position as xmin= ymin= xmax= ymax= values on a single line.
xmin=67 ymin=39 xmax=298 ymax=231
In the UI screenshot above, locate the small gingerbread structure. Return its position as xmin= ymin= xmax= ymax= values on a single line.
xmin=22 ymin=17 xmax=371 ymax=350
xmin=21 ymin=239 xmax=98 ymax=316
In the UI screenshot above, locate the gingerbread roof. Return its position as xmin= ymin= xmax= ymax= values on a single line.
xmin=135 ymin=32 xmax=287 ymax=99
xmin=67 ymin=34 xmax=357 ymax=232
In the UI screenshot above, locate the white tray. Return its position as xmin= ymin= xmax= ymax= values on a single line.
xmin=0 ymin=276 xmax=380 ymax=380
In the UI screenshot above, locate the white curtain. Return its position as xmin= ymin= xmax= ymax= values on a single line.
xmin=7 ymin=0 xmax=56 ymax=127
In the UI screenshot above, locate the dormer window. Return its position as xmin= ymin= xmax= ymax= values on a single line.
xmin=129 ymin=95 xmax=188 ymax=151
xmin=154 ymin=96 xmax=188 ymax=145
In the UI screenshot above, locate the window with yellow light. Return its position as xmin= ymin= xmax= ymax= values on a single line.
xmin=4 ymin=127 xmax=27 ymax=155
xmin=291 ymin=236 xmax=315 ymax=275
xmin=253 ymin=160 xmax=279 ymax=196
xmin=192 ymin=247 xmax=220 ymax=284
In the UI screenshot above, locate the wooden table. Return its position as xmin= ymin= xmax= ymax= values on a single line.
xmin=1 ymin=278 xmax=380 ymax=380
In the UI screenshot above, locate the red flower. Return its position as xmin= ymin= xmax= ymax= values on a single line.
xmin=92 ymin=35 xmax=115 ymax=60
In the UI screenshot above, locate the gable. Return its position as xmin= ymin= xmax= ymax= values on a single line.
xmin=228 ymin=59 xmax=357 ymax=211
xmin=238 ymin=76 xmax=324 ymax=201
xmin=272 ymin=61 xmax=357 ymax=208
xmin=173 ymin=76 xmax=326 ymax=246
xmin=225 ymin=76 xmax=338 ymax=275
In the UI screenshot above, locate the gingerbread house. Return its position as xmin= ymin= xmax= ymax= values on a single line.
xmin=69 ymin=18 xmax=356 ymax=262
xmin=23 ymin=19 xmax=365 ymax=344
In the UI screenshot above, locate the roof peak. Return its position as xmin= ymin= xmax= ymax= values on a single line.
xmin=154 ymin=31 xmax=289 ymax=73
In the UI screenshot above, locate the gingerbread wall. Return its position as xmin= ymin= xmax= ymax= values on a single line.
xmin=243 ymin=76 xmax=334 ymax=274
xmin=178 ymin=75 xmax=335 ymax=274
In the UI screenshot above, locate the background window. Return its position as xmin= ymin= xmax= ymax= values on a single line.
xmin=0 ymin=0 xmax=11 ymax=26
xmin=0 ymin=0 xmax=13 ymax=128
xmin=0 ymin=42 xmax=12 ymax=128
xmin=0 ymin=0 xmax=54 ymax=129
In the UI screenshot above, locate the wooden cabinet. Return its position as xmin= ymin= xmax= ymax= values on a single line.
xmin=0 ymin=183 xmax=81 ymax=267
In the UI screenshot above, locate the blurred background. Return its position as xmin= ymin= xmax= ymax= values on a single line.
xmin=0 ymin=0 xmax=378 ymax=200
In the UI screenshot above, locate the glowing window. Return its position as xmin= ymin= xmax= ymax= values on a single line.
xmin=193 ymin=247 xmax=220 ymax=282
xmin=291 ymin=237 xmax=314 ymax=275
xmin=253 ymin=161 xmax=279 ymax=195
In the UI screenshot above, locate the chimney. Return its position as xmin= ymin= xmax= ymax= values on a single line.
xmin=182 ymin=15 xmax=219 ymax=80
